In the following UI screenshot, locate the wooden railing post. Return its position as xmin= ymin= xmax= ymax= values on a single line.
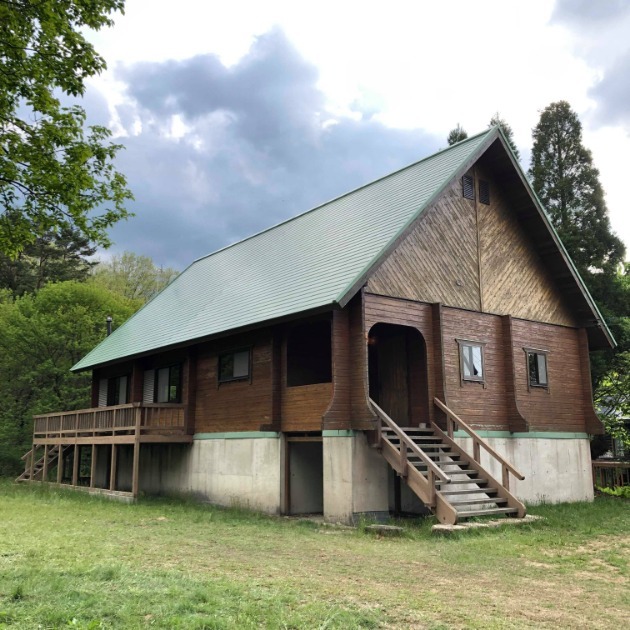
xmin=131 ymin=405 xmax=142 ymax=498
xmin=473 ymin=440 xmax=481 ymax=464
xmin=502 ymin=465 xmax=510 ymax=492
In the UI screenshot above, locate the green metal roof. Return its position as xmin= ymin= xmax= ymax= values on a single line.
xmin=73 ymin=129 xmax=495 ymax=371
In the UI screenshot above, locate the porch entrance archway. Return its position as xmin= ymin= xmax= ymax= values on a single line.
xmin=368 ymin=323 xmax=429 ymax=427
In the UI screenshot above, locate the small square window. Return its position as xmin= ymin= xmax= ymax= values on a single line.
xmin=457 ymin=339 xmax=485 ymax=384
xmin=525 ymin=349 xmax=548 ymax=388
xmin=218 ymin=349 xmax=251 ymax=383
xmin=462 ymin=175 xmax=475 ymax=200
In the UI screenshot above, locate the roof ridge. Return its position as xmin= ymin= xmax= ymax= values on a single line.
xmin=191 ymin=127 xmax=496 ymax=266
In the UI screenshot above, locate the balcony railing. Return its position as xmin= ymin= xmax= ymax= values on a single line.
xmin=32 ymin=402 xmax=190 ymax=441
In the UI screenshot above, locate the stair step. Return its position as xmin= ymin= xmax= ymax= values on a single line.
xmin=456 ymin=507 xmax=519 ymax=518
xmin=450 ymin=498 xmax=508 ymax=506
xmin=436 ymin=478 xmax=487 ymax=486
xmin=440 ymin=487 xmax=498 ymax=496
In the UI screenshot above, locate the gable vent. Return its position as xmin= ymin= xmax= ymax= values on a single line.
xmin=462 ymin=175 xmax=475 ymax=200
xmin=479 ymin=180 xmax=490 ymax=205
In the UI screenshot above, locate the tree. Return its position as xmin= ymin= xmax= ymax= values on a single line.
xmin=447 ymin=124 xmax=468 ymax=145
xmin=529 ymin=101 xmax=625 ymax=277
xmin=488 ymin=113 xmax=520 ymax=160
xmin=0 ymin=281 xmax=140 ymax=475
xmin=0 ymin=226 xmax=97 ymax=296
xmin=90 ymin=252 xmax=179 ymax=302
xmin=0 ymin=0 xmax=132 ymax=259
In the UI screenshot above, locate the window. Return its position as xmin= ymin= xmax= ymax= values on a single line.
xmin=462 ymin=174 xmax=475 ymax=200
xmin=525 ymin=349 xmax=548 ymax=388
xmin=479 ymin=179 xmax=490 ymax=205
xmin=457 ymin=340 xmax=485 ymax=384
xmin=287 ymin=320 xmax=332 ymax=387
xmin=106 ymin=374 xmax=129 ymax=406
xmin=154 ymin=364 xmax=182 ymax=402
xmin=218 ymin=349 xmax=250 ymax=383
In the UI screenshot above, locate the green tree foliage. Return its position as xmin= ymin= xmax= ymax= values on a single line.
xmin=447 ymin=124 xmax=468 ymax=145
xmin=529 ymin=101 xmax=625 ymax=277
xmin=90 ymin=251 xmax=178 ymax=302
xmin=0 ymin=282 xmax=139 ymax=475
xmin=0 ymin=0 xmax=132 ymax=259
xmin=488 ymin=112 xmax=520 ymax=160
xmin=0 ymin=226 xmax=96 ymax=296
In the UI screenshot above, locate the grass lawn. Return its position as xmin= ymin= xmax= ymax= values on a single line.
xmin=0 ymin=481 xmax=628 ymax=629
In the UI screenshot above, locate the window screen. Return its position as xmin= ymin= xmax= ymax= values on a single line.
xmin=479 ymin=179 xmax=490 ymax=205
xmin=155 ymin=364 xmax=182 ymax=402
xmin=527 ymin=351 xmax=548 ymax=387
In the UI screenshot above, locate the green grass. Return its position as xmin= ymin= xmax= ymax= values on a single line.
xmin=0 ymin=480 xmax=628 ymax=629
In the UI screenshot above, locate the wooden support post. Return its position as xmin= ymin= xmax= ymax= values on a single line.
xmin=473 ymin=441 xmax=481 ymax=464
xmin=72 ymin=444 xmax=79 ymax=487
xmin=131 ymin=406 xmax=142 ymax=498
xmin=42 ymin=444 xmax=49 ymax=482
xmin=109 ymin=444 xmax=117 ymax=491
xmin=90 ymin=444 xmax=97 ymax=488
xmin=57 ymin=445 xmax=64 ymax=484
xmin=29 ymin=445 xmax=36 ymax=481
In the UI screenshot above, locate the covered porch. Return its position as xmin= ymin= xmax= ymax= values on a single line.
xmin=19 ymin=402 xmax=193 ymax=499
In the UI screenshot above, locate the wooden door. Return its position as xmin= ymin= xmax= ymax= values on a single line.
xmin=377 ymin=331 xmax=410 ymax=424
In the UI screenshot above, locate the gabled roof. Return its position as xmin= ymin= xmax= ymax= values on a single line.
xmin=72 ymin=127 xmax=613 ymax=372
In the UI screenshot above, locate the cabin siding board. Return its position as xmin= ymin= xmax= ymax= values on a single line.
xmin=477 ymin=165 xmax=577 ymax=327
xmin=366 ymin=166 xmax=578 ymax=329
xmin=511 ymin=318 xmax=588 ymax=432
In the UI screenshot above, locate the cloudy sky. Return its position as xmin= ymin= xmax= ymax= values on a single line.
xmin=82 ymin=0 xmax=630 ymax=270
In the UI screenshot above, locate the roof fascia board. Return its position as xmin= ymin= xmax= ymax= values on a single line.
xmin=71 ymin=302 xmax=338 ymax=373
xmin=494 ymin=127 xmax=616 ymax=348
xmin=336 ymin=127 xmax=501 ymax=308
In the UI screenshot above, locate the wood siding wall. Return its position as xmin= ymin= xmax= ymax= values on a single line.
xmin=362 ymin=293 xmax=592 ymax=433
xmin=366 ymin=169 xmax=577 ymax=328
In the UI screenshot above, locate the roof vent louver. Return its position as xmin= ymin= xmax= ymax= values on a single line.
xmin=479 ymin=180 xmax=490 ymax=205
xmin=463 ymin=175 xmax=475 ymax=200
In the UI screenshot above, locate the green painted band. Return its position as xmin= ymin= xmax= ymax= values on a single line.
xmin=453 ymin=430 xmax=589 ymax=439
xmin=193 ymin=432 xmax=280 ymax=440
xmin=322 ymin=430 xmax=357 ymax=437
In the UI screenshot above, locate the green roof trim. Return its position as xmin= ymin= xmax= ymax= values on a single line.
xmin=72 ymin=129 xmax=495 ymax=371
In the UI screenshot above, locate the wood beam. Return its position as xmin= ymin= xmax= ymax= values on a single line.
xmin=109 ymin=445 xmax=117 ymax=492
xmin=72 ymin=444 xmax=79 ymax=486
xmin=90 ymin=444 xmax=97 ymax=489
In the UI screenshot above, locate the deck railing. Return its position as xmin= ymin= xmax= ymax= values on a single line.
xmin=592 ymin=460 xmax=630 ymax=489
xmin=33 ymin=402 xmax=188 ymax=439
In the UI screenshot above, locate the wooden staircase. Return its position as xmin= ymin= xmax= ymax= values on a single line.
xmin=15 ymin=445 xmax=70 ymax=482
xmin=371 ymin=398 xmax=526 ymax=525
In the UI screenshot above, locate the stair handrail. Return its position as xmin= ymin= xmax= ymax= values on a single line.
xmin=370 ymin=399 xmax=451 ymax=484
xmin=434 ymin=398 xmax=525 ymax=487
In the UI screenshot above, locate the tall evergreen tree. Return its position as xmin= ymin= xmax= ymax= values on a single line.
xmin=0 ymin=227 xmax=97 ymax=296
xmin=447 ymin=124 xmax=468 ymax=145
xmin=488 ymin=113 xmax=520 ymax=160
xmin=529 ymin=101 xmax=625 ymax=277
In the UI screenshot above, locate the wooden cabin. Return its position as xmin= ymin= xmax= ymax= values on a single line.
xmin=20 ymin=127 xmax=611 ymax=524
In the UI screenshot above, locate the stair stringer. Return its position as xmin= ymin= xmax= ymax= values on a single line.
xmin=379 ymin=436 xmax=459 ymax=524
xmin=431 ymin=423 xmax=526 ymax=518
xmin=16 ymin=445 xmax=65 ymax=482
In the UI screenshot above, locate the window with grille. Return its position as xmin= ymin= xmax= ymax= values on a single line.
xmin=462 ymin=174 xmax=475 ymax=200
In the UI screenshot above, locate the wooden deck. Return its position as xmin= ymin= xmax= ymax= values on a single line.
xmin=20 ymin=403 xmax=193 ymax=498
xmin=32 ymin=402 xmax=193 ymax=445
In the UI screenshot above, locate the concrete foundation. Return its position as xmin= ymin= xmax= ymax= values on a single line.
xmin=453 ymin=435 xmax=594 ymax=503
xmin=323 ymin=431 xmax=389 ymax=523
xmin=89 ymin=431 xmax=593 ymax=521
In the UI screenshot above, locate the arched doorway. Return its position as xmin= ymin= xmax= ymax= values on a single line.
xmin=368 ymin=323 xmax=429 ymax=427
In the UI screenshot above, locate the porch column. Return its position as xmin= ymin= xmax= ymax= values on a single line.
xmin=109 ymin=444 xmax=117 ymax=491
xmin=72 ymin=444 xmax=79 ymax=486
xmin=90 ymin=444 xmax=97 ymax=488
